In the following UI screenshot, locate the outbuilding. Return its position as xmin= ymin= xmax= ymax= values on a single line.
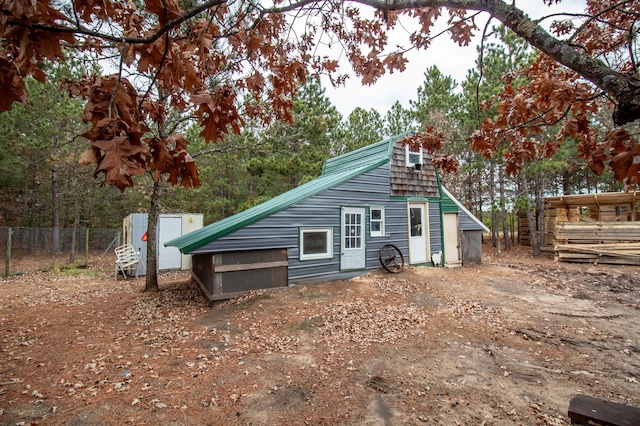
xmin=166 ymin=133 xmax=488 ymax=300
xmin=122 ymin=212 xmax=204 ymax=275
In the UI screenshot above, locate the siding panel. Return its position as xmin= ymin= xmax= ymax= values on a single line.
xmin=460 ymin=210 xmax=481 ymax=231
xmin=194 ymin=164 xmax=414 ymax=284
xmin=429 ymin=202 xmax=443 ymax=257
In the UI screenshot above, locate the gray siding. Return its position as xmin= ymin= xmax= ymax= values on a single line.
xmin=459 ymin=208 xmax=483 ymax=231
xmin=193 ymin=164 xmax=420 ymax=283
xmin=429 ymin=202 xmax=442 ymax=257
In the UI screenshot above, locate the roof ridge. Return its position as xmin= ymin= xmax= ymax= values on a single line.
xmin=322 ymin=131 xmax=413 ymax=176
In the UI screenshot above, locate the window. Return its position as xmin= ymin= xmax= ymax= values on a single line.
xmin=406 ymin=144 xmax=423 ymax=169
xmin=370 ymin=207 xmax=385 ymax=237
xmin=410 ymin=206 xmax=423 ymax=236
xmin=343 ymin=211 xmax=363 ymax=248
xmin=299 ymin=228 xmax=333 ymax=260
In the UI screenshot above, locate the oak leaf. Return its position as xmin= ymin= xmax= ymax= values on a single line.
xmin=144 ymin=0 xmax=182 ymax=25
xmin=0 ymin=57 xmax=27 ymax=112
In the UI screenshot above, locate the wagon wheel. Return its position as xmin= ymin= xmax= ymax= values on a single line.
xmin=379 ymin=244 xmax=405 ymax=273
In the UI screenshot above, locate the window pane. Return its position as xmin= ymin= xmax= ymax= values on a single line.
xmin=410 ymin=207 xmax=422 ymax=237
xmin=371 ymin=222 xmax=381 ymax=232
xmin=409 ymin=152 xmax=421 ymax=164
xmin=371 ymin=209 xmax=382 ymax=220
xmin=304 ymin=232 xmax=327 ymax=254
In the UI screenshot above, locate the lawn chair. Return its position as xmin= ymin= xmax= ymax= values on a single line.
xmin=115 ymin=244 xmax=144 ymax=280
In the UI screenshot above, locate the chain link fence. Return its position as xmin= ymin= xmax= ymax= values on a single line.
xmin=0 ymin=227 xmax=120 ymax=276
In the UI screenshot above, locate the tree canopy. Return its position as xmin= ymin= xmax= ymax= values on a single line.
xmin=1 ymin=0 xmax=639 ymax=188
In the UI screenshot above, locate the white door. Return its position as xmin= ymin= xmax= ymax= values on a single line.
xmin=158 ymin=217 xmax=182 ymax=270
xmin=443 ymin=213 xmax=461 ymax=266
xmin=341 ymin=207 xmax=366 ymax=270
xmin=408 ymin=203 xmax=428 ymax=264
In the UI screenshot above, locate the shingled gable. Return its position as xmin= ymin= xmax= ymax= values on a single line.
xmin=165 ymin=133 xmax=410 ymax=254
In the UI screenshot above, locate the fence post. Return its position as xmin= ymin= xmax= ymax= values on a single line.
xmin=85 ymin=228 xmax=89 ymax=267
xmin=5 ymin=228 xmax=11 ymax=277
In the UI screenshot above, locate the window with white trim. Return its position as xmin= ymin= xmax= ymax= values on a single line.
xmin=406 ymin=144 xmax=423 ymax=169
xmin=370 ymin=207 xmax=385 ymax=237
xmin=299 ymin=228 xmax=333 ymax=260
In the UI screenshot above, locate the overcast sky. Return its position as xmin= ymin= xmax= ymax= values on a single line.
xmin=321 ymin=0 xmax=587 ymax=118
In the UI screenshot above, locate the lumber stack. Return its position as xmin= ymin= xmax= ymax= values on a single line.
xmin=554 ymin=222 xmax=640 ymax=265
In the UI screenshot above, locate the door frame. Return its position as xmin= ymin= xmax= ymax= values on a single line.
xmin=340 ymin=206 xmax=366 ymax=271
xmin=408 ymin=202 xmax=429 ymax=264
xmin=443 ymin=212 xmax=461 ymax=266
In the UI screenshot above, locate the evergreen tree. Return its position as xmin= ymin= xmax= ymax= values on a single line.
xmin=245 ymin=79 xmax=343 ymax=198
xmin=338 ymin=107 xmax=385 ymax=154
xmin=385 ymin=101 xmax=415 ymax=136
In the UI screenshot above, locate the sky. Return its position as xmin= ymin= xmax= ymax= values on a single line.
xmin=321 ymin=0 xmax=587 ymax=118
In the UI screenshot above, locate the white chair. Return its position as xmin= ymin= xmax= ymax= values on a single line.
xmin=114 ymin=244 xmax=143 ymax=280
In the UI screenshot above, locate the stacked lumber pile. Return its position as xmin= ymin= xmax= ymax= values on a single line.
xmin=517 ymin=211 xmax=533 ymax=245
xmin=555 ymin=222 xmax=640 ymax=265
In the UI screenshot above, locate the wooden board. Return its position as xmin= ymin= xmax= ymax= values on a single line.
xmin=568 ymin=394 xmax=640 ymax=426
xmin=553 ymin=222 xmax=640 ymax=265
xmin=546 ymin=191 xmax=639 ymax=208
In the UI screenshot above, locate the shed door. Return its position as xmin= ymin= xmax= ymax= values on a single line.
xmin=443 ymin=213 xmax=461 ymax=266
xmin=341 ymin=207 xmax=366 ymax=270
xmin=408 ymin=203 xmax=428 ymax=264
xmin=158 ymin=217 xmax=182 ymax=270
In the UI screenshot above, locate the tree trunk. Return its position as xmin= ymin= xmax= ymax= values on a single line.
xmin=535 ymin=173 xmax=546 ymax=248
xmin=69 ymin=191 xmax=79 ymax=263
xmin=70 ymin=215 xmax=77 ymax=264
xmin=562 ymin=170 xmax=571 ymax=196
xmin=51 ymin=136 xmax=60 ymax=255
xmin=499 ymin=163 xmax=511 ymax=250
xmin=490 ymin=162 xmax=497 ymax=247
xmin=144 ymin=179 xmax=162 ymax=292
xmin=519 ymin=173 xmax=541 ymax=256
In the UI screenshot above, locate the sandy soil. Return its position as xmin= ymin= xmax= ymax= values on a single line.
xmin=0 ymin=245 xmax=639 ymax=425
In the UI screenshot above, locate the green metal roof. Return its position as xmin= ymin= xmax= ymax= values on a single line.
xmin=322 ymin=132 xmax=409 ymax=175
xmin=166 ymin=132 xmax=414 ymax=253
xmin=165 ymin=158 xmax=389 ymax=253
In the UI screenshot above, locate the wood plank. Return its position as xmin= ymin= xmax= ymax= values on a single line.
xmin=555 ymin=252 xmax=640 ymax=265
xmin=568 ymin=394 xmax=640 ymax=426
xmin=555 ymin=245 xmax=640 ymax=258
xmin=214 ymin=260 xmax=288 ymax=273
xmin=191 ymin=272 xmax=214 ymax=302
xmin=556 ymin=243 xmax=640 ymax=249
xmin=546 ymin=191 xmax=640 ymax=209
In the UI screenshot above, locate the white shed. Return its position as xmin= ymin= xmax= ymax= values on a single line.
xmin=122 ymin=213 xmax=204 ymax=275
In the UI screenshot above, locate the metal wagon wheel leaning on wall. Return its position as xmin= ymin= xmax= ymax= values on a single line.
xmin=378 ymin=244 xmax=405 ymax=273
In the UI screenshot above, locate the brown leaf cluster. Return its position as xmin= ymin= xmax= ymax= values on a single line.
xmin=0 ymin=0 xmax=75 ymax=102
xmin=468 ymin=51 xmax=638 ymax=181
xmin=0 ymin=0 xmax=316 ymax=190
xmin=2 ymin=0 xmax=640 ymax=190
xmin=75 ymin=75 xmax=148 ymax=190
xmin=467 ymin=0 xmax=640 ymax=184
xmin=401 ymin=130 xmax=459 ymax=173
xmin=73 ymin=75 xmax=200 ymax=190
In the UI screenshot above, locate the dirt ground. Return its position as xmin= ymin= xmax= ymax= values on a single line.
xmin=1 ymin=244 xmax=639 ymax=425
